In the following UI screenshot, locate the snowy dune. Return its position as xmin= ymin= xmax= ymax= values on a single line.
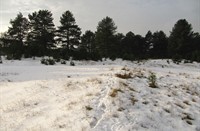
xmin=0 ymin=58 xmax=200 ymax=131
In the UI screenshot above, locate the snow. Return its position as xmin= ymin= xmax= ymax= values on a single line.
xmin=0 ymin=58 xmax=200 ymax=131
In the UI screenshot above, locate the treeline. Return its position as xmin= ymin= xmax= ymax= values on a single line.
xmin=0 ymin=10 xmax=200 ymax=62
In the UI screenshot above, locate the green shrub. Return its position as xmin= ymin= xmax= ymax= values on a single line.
xmin=148 ymin=72 xmax=157 ymax=88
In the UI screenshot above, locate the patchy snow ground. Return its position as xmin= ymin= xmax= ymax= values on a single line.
xmin=0 ymin=58 xmax=200 ymax=131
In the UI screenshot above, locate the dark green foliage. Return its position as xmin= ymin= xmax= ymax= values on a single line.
xmin=81 ymin=30 xmax=96 ymax=60
xmin=8 ymin=13 xmax=29 ymax=42
xmin=150 ymin=31 xmax=168 ymax=58
xmin=95 ymin=16 xmax=117 ymax=58
xmin=2 ymin=13 xmax=29 ymax=59
xmin=168 ymin=19 xmax=200 ymax=62
xmin=57 ymin=11 xmax=81 ymax=59
xmin=121 ymin=32 xmax=147 ymax=60
xmin=27 ymin=10 xmax=56 ymax=57
xmin=172 ymin=54 xmax=182 ymax=64
xmin=168 ymin=19 xmax=193 ymax=59
xmin=121 ymin=31 xmax=135 ymax=60
xmin=190 ymin=33 xmax=200 ymax=62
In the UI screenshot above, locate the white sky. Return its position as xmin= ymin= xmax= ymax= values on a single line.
xmin=0 ymin=0 xmax=199 ymax=36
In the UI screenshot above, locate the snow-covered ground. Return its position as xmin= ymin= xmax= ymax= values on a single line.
xmin=0 ymin=58 xmax=200 ymax=131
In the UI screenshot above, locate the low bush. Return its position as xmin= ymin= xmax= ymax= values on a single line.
xmin=41 ymin=58 xmax=47 ymax=65
xmin=70 ymin=61 xmax=75 ymax=66
xmin=6 ymin=55 xmax=13 ymax=60
xmin=48 ymin=58 xmax=55 ymax=65
xmin=172 ymin=54 xmax=182 ymax=64
xmin=41 ymin=57 xmax=56 ymax=65
xmin=61 ymin=59 xmax=66 ymax=64
xmin=167 ymin=60 xmax=170 ymax=64
xmin=184 ymin=59 xmax=193 ymax=63
xmin=0 ymin=56 xmax=2 ymax=64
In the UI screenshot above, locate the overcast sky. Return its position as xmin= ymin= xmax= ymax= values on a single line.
xmin=0 ymin=0 xmax=199 ymax=36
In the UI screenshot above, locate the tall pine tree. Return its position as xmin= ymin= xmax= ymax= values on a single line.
xmin=80 ymin=30 xmax=96 ymax=59
xmin=95 ymin=16 xmax=117 ymax=58
xmin=150 ymin=31 xmax=168 ymax=58
xmin=27 ymin=10 xmax=55 ymax=57
xmin=168 ymin=19 xmax=193 ymax=59
xmin=7 ymin=12 xmax=29 ymax=59
xmin=57 ymin=10 xmax=81 ymax=59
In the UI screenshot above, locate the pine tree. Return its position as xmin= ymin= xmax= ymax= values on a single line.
xmin=191 ymin=32 xmax=200 ymax=62
xmin=145 ymin=30 xmax=153 ymax=56
xmin=168 ymin=19 xmax=193 ymax=59
xmin=81 ymin=30 xmax=95 ymax=54
xmin=133 ymin=35 xmax=147 ymax=59
xmin=57 ymin=10 xmax=81 ymax=59
xmin=27 ymin=10 xmax=55 ymax=57
xmin=7 ymin=12 xmax=29 ymax=59
xmin=150 ymin=31 xmax=168 ymax=58
xmin=95 ymin=16 xmax=117 ymax=58
xmin=121 ymin=31 xmax=135 ymax=60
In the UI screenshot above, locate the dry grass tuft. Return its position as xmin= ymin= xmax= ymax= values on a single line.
xmin=163 ymin=108 xmax=170 ymax=113
xmin=117 ymin=107 xmax=125 ymax=111
xmin=175 ymin=103 xmax=185 ymax=109
xmin=87 ymin=78 xmax=102 ymax=84
xmin=183 ymin=100 xmax=191 ymax=105
xmin=192 ymin=98 xmax=196 ymax=102
xmin=110 ymin=88 xmax=123 ymax=97
xmin=142 ymin=101 xmax=149 ymax=105
xmin=85 ymin=105 xmax=93 ymax=111
xmin=115 ymin=72 xmax=133 ymax=79
xmin=182 ymin=112 xmax=194 ymax=125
